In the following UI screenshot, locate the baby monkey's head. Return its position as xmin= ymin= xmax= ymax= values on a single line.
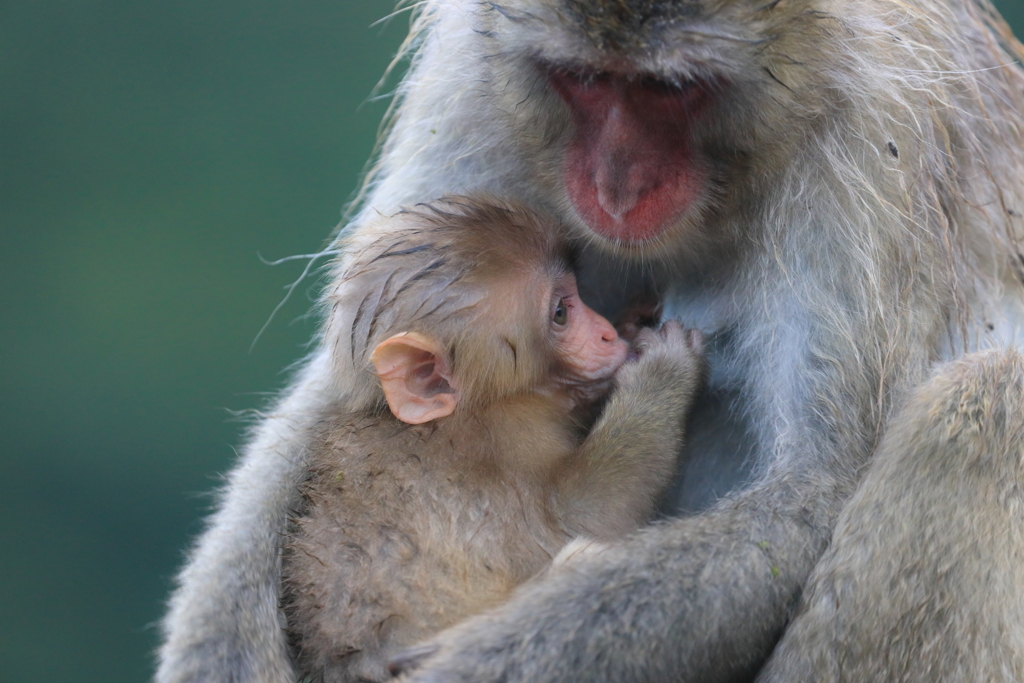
xmin=328 ymin=195 xmax=628 ymax=423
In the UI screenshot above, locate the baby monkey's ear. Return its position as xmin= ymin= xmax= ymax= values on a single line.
xmin=370 ymin=332 xmax=459 ymax=424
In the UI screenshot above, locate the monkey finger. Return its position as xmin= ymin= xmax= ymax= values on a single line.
xmin=686 ymin=328 xmax=705 ymax=354
xmin=631 ymin=326 xmax=659 ymax=355
xmin=656 ymin=318 xmax=686 ymax=341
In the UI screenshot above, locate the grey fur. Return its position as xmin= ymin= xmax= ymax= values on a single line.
xmin=757 ymin=348 xmax=1024 ymax=682
xmin=156 ymin=0 xmax=1024 ymax=681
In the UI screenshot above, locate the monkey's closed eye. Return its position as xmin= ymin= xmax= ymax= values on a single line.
xmin=553 ymin=297 xmax=568 ymax=325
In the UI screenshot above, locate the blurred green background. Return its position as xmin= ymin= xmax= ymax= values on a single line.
xmin=1 ymin=2 xmax=1022 ymax=682
xmin=0 ymin=2 xmax=402 ymax=680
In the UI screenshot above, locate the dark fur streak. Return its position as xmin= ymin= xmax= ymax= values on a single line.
xmin=364 ymin=271 xmax=400 ymax=355
xmin=483 ymin=2 xmax=532 ymax=23
xmin=763 ymin=66 xmax=795 ymax=92
xmin=371 ymin=243 xmax=434 ymax=262
xmin=449 ymin=197 xmax=512 ymax=218
xmin=415 ymin=202 xmax=456 ymax=220
xmin=395 ymin=258 xmax=449 ymax=298
xmin=503 ymin=336 xmax=518 ymax=371
xmin=291 ymin=544 xmax=329 ymax=568
xmin=515 ymin=71 xmax=546 ymax=109
xmin=351 ymin=294 xmax=374 ymax=361
xmin=410 ymin=295 xmax=455 ymax=326
xmin=332 ymin=646 xmax=362 ymax=661
xmin=429 ymin=302 xmax=484 ymax=327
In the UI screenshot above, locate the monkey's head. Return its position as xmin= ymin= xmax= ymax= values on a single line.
xmin=327 ymin=196 xmax=628 ymax=423
xmin=474 ymin=0 xmax=834 ymax=259
xmin=434 ymin=0 xmax=1024 ymax=282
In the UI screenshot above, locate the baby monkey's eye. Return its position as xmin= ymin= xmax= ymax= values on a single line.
xmin=552 ymin=298 xmax=568 ymax=326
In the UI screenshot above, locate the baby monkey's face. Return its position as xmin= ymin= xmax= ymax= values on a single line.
xmin=544 ymin=271 xmax=629 ymax=400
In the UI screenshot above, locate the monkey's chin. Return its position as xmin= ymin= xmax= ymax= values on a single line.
xmin=567 ymin=178 xmax=704 ymax=245
xmin=569 ymin=196 xmax=713 ymax=261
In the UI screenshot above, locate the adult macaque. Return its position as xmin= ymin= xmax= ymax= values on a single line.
xmin=280 ymin=197 xmax=704 ymax=683
xmin=157 ymin=1 xmax=1024 ymax=682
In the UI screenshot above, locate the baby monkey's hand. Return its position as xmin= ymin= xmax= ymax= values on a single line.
xmin=620 ymin=319 xmax=706 ymax=393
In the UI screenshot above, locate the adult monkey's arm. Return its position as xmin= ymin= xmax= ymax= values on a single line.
xmin=400 ymin=474 xmax=844 ymax=683
xmin=155 ymin=352 xmax=336 ymax=683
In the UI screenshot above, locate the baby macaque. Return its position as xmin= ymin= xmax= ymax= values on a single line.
xmin=281 ymin=197 xmax=704 ymax=683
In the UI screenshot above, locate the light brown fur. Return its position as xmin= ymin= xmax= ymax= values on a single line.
xmin=280 ymin=198 xmax=704 ymax=683
xmin=282 ymin=407 xmax=571 ymax=683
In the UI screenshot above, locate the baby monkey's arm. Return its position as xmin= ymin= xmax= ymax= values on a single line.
xmin=558 ymin=320 xmax=706 ymax=539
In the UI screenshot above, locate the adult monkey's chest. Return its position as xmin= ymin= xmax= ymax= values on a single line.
xmin=575 ymin=253 xmax=758 ymax=517
xmin=661 ymin=325 xmax=758 ymax=516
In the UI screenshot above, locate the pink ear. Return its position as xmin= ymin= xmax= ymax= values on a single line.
xmin=370 ymin=332 xmax=459 ymax=424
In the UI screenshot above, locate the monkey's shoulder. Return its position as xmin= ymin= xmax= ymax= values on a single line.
xmin=300 ymin=414 xmax=510 ymax=508
xmin=292 ymin=413 xmax=565 ymax=576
